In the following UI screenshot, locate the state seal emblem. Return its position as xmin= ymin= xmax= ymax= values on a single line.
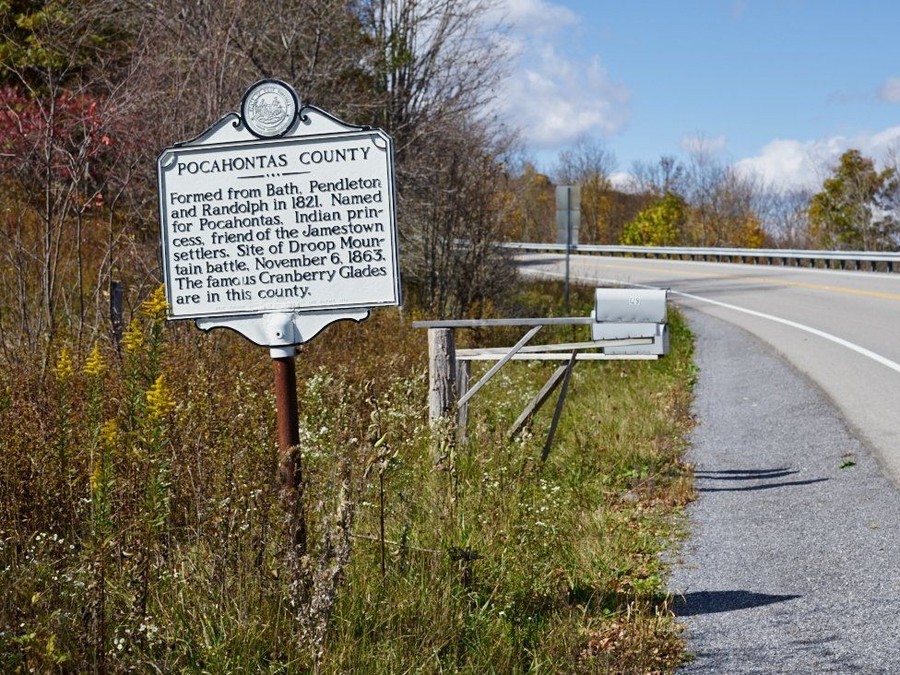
xmin=241 ymin=80 xmax=299 ymax=138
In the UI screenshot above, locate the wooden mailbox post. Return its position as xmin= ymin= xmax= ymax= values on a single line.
xmin=414 ymin=288 xmax=669 ymax=459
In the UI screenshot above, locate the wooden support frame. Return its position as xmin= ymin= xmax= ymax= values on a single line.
xmin=541 ymin=352 xmax=578 ymax=462
xmin=507 ymin=364 xmax=569 ymax=439
xmin=457 ymin=353 xmax=657 ymax=361
xmin=456 ymin=361 xmax=470 ymax=445
xmin=457 ymin=325 xmax=542 ymax=407
xmin=420 ymin=316 xmax=662 ymax=454
xmin=428 ymin=327 xmax=456 ymax=427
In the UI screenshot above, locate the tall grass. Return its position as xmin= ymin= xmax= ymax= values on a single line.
xmin=0 ymin=279 xmax=695 ymax=672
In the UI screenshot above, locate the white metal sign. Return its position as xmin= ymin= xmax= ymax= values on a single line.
xmin=157 ymin=81 xmax=401 ymax=346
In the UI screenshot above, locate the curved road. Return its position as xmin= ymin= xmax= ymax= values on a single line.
xmin=517 ymin=253 xmax=900 ymax=484
xmin=518 ymin=252 xmax=900 ymax=670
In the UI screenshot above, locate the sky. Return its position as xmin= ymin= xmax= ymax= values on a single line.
xmin=490 ymin=0 xmax=900 ymax=191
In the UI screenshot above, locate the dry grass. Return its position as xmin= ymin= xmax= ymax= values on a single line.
xmin=0 ymin=257 xmax=697 ymax=672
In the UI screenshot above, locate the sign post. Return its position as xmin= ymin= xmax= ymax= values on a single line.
xmin=556 ymin=185 xmax=580 ymax=311
xmin=158 ymin=79 xmax=401 ymax=551
xmin=273 ymin=351 xmax=305 ymax=552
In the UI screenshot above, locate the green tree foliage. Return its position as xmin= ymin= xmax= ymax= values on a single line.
xmin=0 ymin=0 xmax=125 ymax=90
xmin=620 ymin=192 xmax=686 ymax=246
xmin=630 ymin=153 xmax=766 ymax=248
xmin=0 ymin=1 xmax=69 ymax=82
xmin=808 ymin=149 xmax=900 ymax=250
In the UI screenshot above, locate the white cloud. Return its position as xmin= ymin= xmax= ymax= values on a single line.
xmin=734 ymin=139 xmax=822 ymax=190
xmin=868 ymin=125 xmax=900 ymax=149
xmin=491 ymin=1 xmax=631 ymax=149
xmin=497 ymin=0 xmax=578 ymax=34
xmin=734 ymin=126 xmax=900 ymax=190
xmin=878 ymin=77 xmax=900 ymax=103
xmin=609 ymin=171 xmax=639 ymax=193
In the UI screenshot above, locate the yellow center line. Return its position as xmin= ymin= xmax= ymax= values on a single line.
xmin=571 ymin=259 xmax=900 ymax=302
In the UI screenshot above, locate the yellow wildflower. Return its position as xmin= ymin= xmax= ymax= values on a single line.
xmin=54 ymin=347 xmax=74 ymax=382
xmin=99 ymin=419 xmax=119 ymax=449
xmin=122 ymin=319 xmax=144 ymax=355
xmin=84 ymin=343 xmax=105 ymax=377
xmin=140 ymin=285 xmax=169 ymax=320
xmin=90 ymin=463 xmax=102 ymax=492
xmin=146 ymin=374 xmax=175 ymax=420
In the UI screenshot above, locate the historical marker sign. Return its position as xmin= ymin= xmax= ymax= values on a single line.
xmin=158 ymin=80 xmax=401 ymax=338
xmin=158 ymin=81 xmax=401 ymax=542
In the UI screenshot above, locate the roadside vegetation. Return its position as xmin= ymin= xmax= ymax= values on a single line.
xmin=0 ymin=280 xmax=697 ymax=672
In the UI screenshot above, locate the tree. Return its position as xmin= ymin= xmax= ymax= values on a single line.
xmin=355 ymin=0 xmax=515 ymax=316
xmin=620 ymin=192 xmax=686 ymax=246
xmin=501 ymin=161 xmax=555 ymax=242
xmin=628 ymin=152 xmax=765 ymax=248
xmin=357 ymin=0 xmax=507 ymax=159
xmin=555 ymin=136 xmax=618 ymax=243
xmin=755 ymin=188 xmax=812 ymax=248
xmin=399 ymin=117 xmax=517 ymax=317
xmin=0 ymin=0 xmax=126 ymax=89
xmin=630 ymin=155 xmax=687 ymax=199
xmin=808 ymin=149 xmax=900 ymax=250
xmin=0 ymin=1 xmax=135 ymax=343
xmin=679 ymin=150 xmax=765 ymax=247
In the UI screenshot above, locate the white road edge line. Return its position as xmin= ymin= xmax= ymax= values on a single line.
xmin=522 ymin=268 xmax=900 ymax=376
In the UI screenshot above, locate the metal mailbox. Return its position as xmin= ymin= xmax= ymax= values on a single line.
xmin=591 ymin=288 xmax=669 ymax=356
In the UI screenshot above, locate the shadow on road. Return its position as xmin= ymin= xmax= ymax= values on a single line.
xmin=694 ymin=467 xmax=828 ymax=492
xmin=695 ymin=468 xmax=798 ymax=480
xmin=674 ymin=590 xmax=802 ymax=616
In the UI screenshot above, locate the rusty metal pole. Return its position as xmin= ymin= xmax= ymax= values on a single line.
xmin=272 ymin=347 xmax=306 ymax=553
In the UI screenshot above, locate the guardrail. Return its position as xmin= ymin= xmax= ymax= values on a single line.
xmin=499 ymin=242 xmax=900 ymax=273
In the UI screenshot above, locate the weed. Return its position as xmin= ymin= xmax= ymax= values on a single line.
xmin=0 ymin=280 xmax=695 ymax=672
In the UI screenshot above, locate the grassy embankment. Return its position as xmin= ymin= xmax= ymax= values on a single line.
xmin=0 ymin=279 xmax=697 ymax=672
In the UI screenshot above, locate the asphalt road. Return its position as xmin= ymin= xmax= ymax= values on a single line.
xmin=516 ymin=253 xmax=900 ymax=671
xmin=671 ymin=309 xmax=900 ymax=672
xmin=517 ymin=253 xmax=900 ymax=484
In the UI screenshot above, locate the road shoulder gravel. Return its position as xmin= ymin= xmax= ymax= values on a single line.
xmin=670 ymin=308 xmax=900 ymax=673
